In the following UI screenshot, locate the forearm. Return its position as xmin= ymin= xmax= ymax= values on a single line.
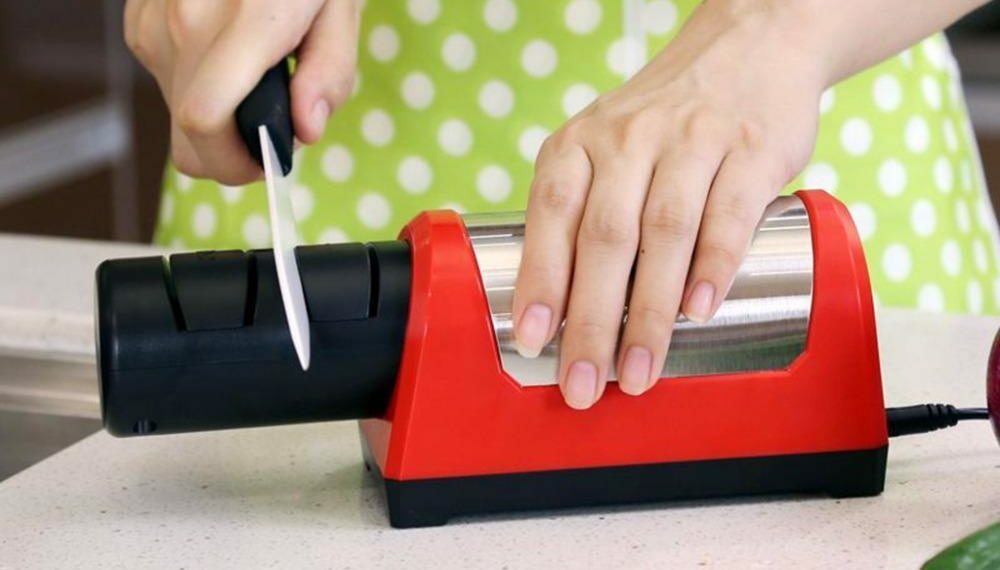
xmin=794 ymin=0 xmax=989 ymax=85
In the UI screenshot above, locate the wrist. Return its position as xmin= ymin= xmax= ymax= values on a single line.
xmin=671 ymin=0 xmax=833 ymax=91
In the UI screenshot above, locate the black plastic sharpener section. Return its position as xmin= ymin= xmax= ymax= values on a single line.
xmin=96 ymin=241 xmax=411 ymax=437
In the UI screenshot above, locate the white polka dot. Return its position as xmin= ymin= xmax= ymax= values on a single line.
xmin=802 ymin=163 xmax=838 ymax=193
xmin=440 ymin=201 xmax=467 ymax=214
xmin=917 ymin=284 xmax=945 ymax=312
xmin=401 ymin=72 xmax=435 ymax=110
xmin=169 ymin=237 xmax=186 ymax=250
xmin=318 ymin=227 xmax=349 ymax=244
xmin=978 ymin=198 xmax=995 ymax=230
xmin=368 ymin=25 xmax=400 ymax=62
xmin=960 ymin=160 xmax=972 ymax=192
xmin=483 ymin=0 xmax=517 ymax=32
xmin=562 ymin=83 xmax=598 ymax=117
xmin=878 ymin=159 xmax=907 ymax=197
xmin=922 ymin=38 xmax=945 ymax=70
xmin=943 ymin=119 xmax=958 ymax=153
xmin=948 ymin=76 xmax=962 ymax=109
xmin=322 ymin=145 xmax=354 ymax=182
xmin=476 ymin=165 xmax=512 ymax=203
xmin=357 ymin=193 xmax=391 ymax=229
xmin=905 ymin=116 xmax=930 ymax=153
xmin=521 ymin=39 xmax=558 ymax=78
xmin=819 ymin=88 xmax=835 ymax=115
xmin=941 ymin=240 xmax=962 ymax=276
xmin=910 ymin=199 xmax=936 ymax=236
xmin=921 ymin=75 xmax=942 ymax=109
xmin=848 ymin=203 xmax=876 ymax=241
xmin=974 ymin=239 xmax=989 ymax=273
xmin=242 ymin=214 xmax=270 ymax=248
xmin=840 ymin=118 xmax=872 ymax=156
xmin=933 ymin=156 xmax=953 ymax=193
xmin=397 ymin=156 xmax=433 ymax=194
xmin=361 ymin=109 xmax=394 ymax=147
xmin=291 ymin=184 xmax=314 ymax=222
xmin=955 ymin=199 xmax=971 ymax=233
xmin=478 ymin=80 xmax=515 ymax=118
xmin=219 ymin=184 xmax=242 ymax=204
xmin=437 ymin=118 xmax=473 ymax=156
xmin=192 ymin=203 xmax=216 ymax=238
xmin=159 ymin=193 xmax=174 ymax=224
xmin=882 ymin=243 xmax=912 ymax=282
xmin=442 ymin=33 xmax=476 ymax=72
xmin=899 ymin=49 xmax=913 ymax=69
xmin=643 ymin=0 xmax=678 ymax=35
xmin=968 ymin=280 xmax=984 ymax=314
xmin=176 ymin=172 xmax=193 ymax=193
xmin=407 ymin=0 xmax=440 ymax=24
xmin=518 ymin=126 xmax=550 ymax=163
xmin=872 ymin=75 xmax=901 ymax=111
xmin=606 ymin=37 xmax=644 ymax=77
xmin=564 ymin=0 xmax=602 ymax=34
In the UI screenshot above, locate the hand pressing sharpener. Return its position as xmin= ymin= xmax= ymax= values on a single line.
xmin=96 ymin=190 xmax=887 ymax=527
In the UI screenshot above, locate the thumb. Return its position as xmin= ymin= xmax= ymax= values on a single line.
xmin=291 ymin=0 xmax=360 ymax=144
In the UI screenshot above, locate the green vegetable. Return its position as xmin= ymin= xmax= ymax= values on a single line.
xmin=923 ymin=522 xmax=1000 ymax=570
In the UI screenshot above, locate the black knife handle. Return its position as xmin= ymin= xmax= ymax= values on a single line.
xmin=236 ymin=60 xmax=295 ymax=176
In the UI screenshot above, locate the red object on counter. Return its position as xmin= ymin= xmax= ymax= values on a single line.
xmin=360 ymin=190 xmax=887 ymax=482
xmin=987 ymin=329 xmax=1000 ymax=443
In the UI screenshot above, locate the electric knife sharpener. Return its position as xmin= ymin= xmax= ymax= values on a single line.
xmin=96 ymin=190 xmax=888 ymax=528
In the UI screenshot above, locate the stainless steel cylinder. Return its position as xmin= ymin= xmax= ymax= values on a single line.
xmin=464 ymin=195 xmax=813 ymax=387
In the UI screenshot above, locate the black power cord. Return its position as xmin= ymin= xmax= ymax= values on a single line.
xmin=886 ymin=404 xmax=990 ymax=437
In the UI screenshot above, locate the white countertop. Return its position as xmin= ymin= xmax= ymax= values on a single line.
xmin=0 ymin=235 xmax=998 ymax=569
xmin=0 ymin=233 xmax=160 ymax=358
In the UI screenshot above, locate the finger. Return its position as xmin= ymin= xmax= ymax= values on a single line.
xmin=291 ymin=0 xmax=359 ymax=143
xmin=124 ymin=0 xmax=172 ymax=74
xmin=176 ymin=2 xmax=322 ymax=184
xmin=682 ymin=151 xmax=779 ymax=322
xmin=169 ymin=121 xmax=206 ymax=177
xmin=512 ymin=138 xmax=591 ymax=360
xmin=558 ymin=157 xmax=650 ymax=409
xmin=617 ymin=150 xmax=721 ymax=395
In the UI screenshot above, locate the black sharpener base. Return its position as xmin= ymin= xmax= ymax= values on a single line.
xmin=360 ymin=431 xmax=887 ymax=528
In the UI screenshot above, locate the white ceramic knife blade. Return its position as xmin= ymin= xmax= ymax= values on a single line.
xmin=259 ymin=125 xmax=310 ymax=370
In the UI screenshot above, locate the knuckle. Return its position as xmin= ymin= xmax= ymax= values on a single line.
xmin=642 ymin=201 xmax=700 ymax=243
xmin=165 ymin=0 xmax=202 ymax=47
xmin=736 ymin=119 xmax=767 ymax=151
xmin=126 ymin=2 xmax=160 ymax=64
xmin=569 ymin=317 xmax=614 ymax=344
xmin=698 ymin=240 xmax=743 ymax=270
xmin=543 ymin=123 xmax=582 ymax=155
xmin=712 ymin=192 xmax=758 ymax=227
xmin=531 ymin=178 xmax=580 ymax=216
xmin=681 ymin=110 xmax=724 ymax=144
xmin=579 ymin=207 xmax=639 ymax=249
xmin=176 ymin=97 xmax=223 ymax=137
xmin=627 ymin=303 xmax=675 ymax=336
xmin=325 ymin=70 xmax=356 ymax=108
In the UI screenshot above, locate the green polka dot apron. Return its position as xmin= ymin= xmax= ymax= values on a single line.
xmin=155 ymin=0 xmax=1000 ymax=315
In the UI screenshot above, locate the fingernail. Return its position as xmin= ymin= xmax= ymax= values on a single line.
xmin=685 ymin=281 xmax=716 ymax=323
xmin=515 ymin=303 xmax=552 ymax=358
xmin=619 ymin=346 xmax=652 ymax=396
xmin=564 ymin=361 xmax=598 ymax=410
xmin=311 ymin=100 xmax=330 ymax=136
